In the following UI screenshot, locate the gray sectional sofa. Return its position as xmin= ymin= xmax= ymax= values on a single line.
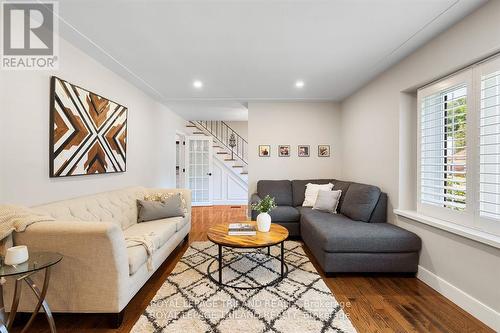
xmin=250 ymin=179 xmax=421 ymax=274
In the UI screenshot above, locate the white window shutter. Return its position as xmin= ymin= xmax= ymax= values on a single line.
xmin=415 ymin=56 xmax=500 ymax=236
xmin=420 ymin=84 xmax=468 ymax=210
xmin=479 ymin=70 xmax=500 ymax=220
xmin=417 ymin=71 xmax=473 ymax=225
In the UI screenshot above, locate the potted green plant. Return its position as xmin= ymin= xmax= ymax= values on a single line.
xmin=251 ymin=195 xmax=276 ymax=232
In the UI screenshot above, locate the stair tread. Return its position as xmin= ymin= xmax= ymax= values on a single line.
xmin=240 ymin=172 xmax=248 ymax=175
xmin=232 ymin=165 xmax=244 ymax=168
xmin=224 ymin=159 xmax=236 ymax=161
xmin=216 ymin=152 xmax=229 ymax=154
xmin=186 ymin=125 xmax=197 ymax=128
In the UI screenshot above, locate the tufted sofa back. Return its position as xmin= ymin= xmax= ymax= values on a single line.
xmin=33 ymin=186 xmax=147 ymax=230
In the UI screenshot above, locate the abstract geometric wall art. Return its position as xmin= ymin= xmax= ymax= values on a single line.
xmin=49 ymin=76 xmax=128 ymax=177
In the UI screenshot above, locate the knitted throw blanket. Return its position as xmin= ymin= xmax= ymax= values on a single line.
xmin=0 ymin=205 xmax=56 ymax=240
xmin=125 ymin=232 xmax=159 ymax=272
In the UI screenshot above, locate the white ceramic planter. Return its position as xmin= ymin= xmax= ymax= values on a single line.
xmin=256 ymin=212 xmax=272 ymax=232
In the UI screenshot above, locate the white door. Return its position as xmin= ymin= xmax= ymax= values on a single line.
xmin=175 ymin=133 xmax=185 ymax=189
xmin=185 ymin=136 xmax=213 ymax=206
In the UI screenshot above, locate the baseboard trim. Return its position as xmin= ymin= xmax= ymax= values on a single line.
xmin=417 ymin=265 xmax=499 ymax=331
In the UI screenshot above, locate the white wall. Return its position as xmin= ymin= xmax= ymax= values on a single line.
xmin=0 ymin=37 xmax=186 ymax=206
xmin=248 ymin=102 xmax=341 ymax=194
xmin=340 ymin=1 xmax=500 ymax=330
xmin=225 ymin=121 xmax=248 ymax=141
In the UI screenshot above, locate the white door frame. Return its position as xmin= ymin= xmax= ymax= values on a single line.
xmin=175 ymin=131 xmax=186 ymax=189
xmin=185 ymin=136 xmax=214 ymax=206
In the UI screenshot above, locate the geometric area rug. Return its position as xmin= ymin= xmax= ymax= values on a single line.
xmin=131 ymin=241 xmax=357 ymax=333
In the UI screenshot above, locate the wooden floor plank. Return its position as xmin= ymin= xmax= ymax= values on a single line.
xmin=17 ymin=205 xmax=493 ymax=333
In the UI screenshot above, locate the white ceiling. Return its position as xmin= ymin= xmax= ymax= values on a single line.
xmin=165 ymin=101 xmax=248 ymax=121
xmin=56 ymin=0 xmax=486 ymax=120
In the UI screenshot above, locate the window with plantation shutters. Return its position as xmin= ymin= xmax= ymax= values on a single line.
xmin=417 ymin=71 xmax=473 ymax=226
xmin=416 ymin=55 xmax=500 ymax=236
xmin=478 ymin=61 xmax=500 ymax=225
xmin=420 ymin=84 xmax=467 ymax=211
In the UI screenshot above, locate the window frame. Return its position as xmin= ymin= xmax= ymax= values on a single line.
xmin=417 ymin=56 xmax=500 ymax=237
xmin=417 ymin=70 xmax=475 ymax=228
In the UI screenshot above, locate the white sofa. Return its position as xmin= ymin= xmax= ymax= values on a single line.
xmin=4 ymin=186 xmax=191 ymax=325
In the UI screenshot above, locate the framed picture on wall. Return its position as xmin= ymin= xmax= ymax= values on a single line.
xmin=49 ymin=76 xmax=128 ymax=177
xmin=259 ymin=145 xmax=271 ymax=157
xmin=318 ymin=145 xmax=330 ymax=157
xmin=298 ymin=145 xmax=310 ymax=157
xmin=278 ymin=145 xmax=290 ymax=157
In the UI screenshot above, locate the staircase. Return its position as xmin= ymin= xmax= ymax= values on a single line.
xmin=186 ymin=121 xmax=248 ymax=183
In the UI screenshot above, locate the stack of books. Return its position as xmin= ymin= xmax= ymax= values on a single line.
xmin=228 ymin=223 xmax=257 ymax=236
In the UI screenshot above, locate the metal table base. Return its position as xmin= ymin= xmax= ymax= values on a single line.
xmin=207 ymin=241 xmax=288 ymax=290
xmin=0 ymin=266 xmax=56 ymax=333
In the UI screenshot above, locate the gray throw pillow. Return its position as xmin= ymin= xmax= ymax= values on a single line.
xmin=313 ymin=190 xmax=342 ymax=214
xmin=137 ymin=194 xmax=185 ymax=222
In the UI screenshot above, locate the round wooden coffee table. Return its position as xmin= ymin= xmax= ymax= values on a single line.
xmin=207 ymin=222 xmax=289 ymax=289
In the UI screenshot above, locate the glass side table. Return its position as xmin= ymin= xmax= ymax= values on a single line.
xmin=0 ymin=252 xmax=62 ymax=333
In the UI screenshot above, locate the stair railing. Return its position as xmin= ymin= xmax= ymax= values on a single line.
xmin=192 ymin=121 xmax=248 ymax=165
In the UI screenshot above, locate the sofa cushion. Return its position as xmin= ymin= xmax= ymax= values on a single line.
xmin=340 ymin=183 xmax=381 ymax=222
xmin=124 ymin=218 xmax=178 ymax=275
xmin=34 ymin=186 xmax=146 ymax=230
xmin=173 ymin=216 xmax=190 ymax=231
xmin=331 ymin=180 xmax=352 ymax=210
xmin=296 ymin=206 xmax=314 ymax=215
xmin=151 ymin=216 xmax=188 ymax=232
xmin=273 ymin=221 xmax=300 ymax=237
xmin=291 ymin=179 xmax=335 ymax=207
xmin=301 ymin=210 xmax=421 ymax=253
xmin=269 ymin=206 xmax=300 ymax=222
xmin=257 ymin=180 xmax=292 ymax=206
xmin=124 ymin=218 xmax=177 ymax=250
xmin=369 ymin=192 xmax=388 ymax=223
xmin=127 ymin=245 xmax=147 ymax=275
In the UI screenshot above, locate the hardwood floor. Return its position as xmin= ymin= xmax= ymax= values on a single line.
xmin=20 ymin=205 xmax=493 ymax=333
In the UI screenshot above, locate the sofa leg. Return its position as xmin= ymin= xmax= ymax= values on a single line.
xmin=109 ymin=310 xmax=124 ymax=328
xmin=184 ymin=233 xmax=190 ymax=243
xmin=325 ymin=272 xmax=337 ymax=278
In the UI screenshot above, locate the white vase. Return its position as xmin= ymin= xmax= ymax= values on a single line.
xmin=256 ymin=212 xmax=272 ymax=232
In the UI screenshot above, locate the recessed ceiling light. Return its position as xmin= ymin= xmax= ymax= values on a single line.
xmin=193 ymin=80 xmax=203 ymax=89
xmin=295 ymin=80 xmax=305 ymax=88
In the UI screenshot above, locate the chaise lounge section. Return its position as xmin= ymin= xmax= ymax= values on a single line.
xmin=251 ymin=179 xmax=421 ymax=273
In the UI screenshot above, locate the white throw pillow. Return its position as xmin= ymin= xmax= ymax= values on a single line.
xmin=313 ymin=190 xmax=342 ymax=214
xmin=302 ymin=183 xmax=334 ymax=207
